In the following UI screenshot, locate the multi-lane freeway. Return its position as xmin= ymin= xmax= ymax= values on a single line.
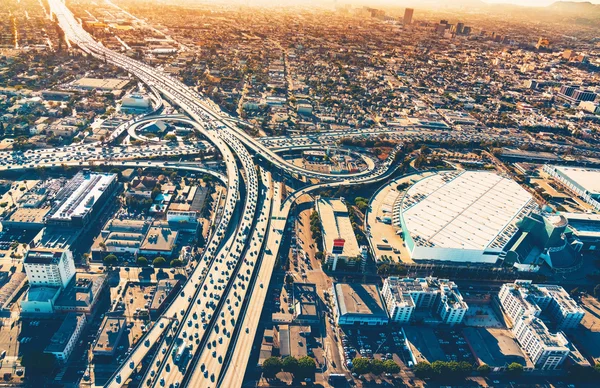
xmin=31 ymin=1 xmax=401 ymax=388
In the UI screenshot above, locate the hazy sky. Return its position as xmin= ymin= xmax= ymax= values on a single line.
xmin=484 ymin=0 xmax=600 ymax=6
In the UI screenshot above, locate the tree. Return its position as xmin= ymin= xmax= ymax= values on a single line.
xmin=282 ymin=356 xmax=298 ymax=373
xmin=170 ymin=259 xmax=183 ymax=267
xmin=569 ymin=287 xmax=580 ymax=297
xmin=477 ymin=364 xmax=491 ymax=376
xmin=315 ymin=251 xmax=324 ymax=262
xmin=431 ymin=360 xmax=449 ymax=376
xmin=165 ymin=134 xmax=177 ymax=142
xmin=262 ymin=357 xmax=282 ymax=378
xmin=285 ymin=274 xmax=294 ymax=285
xmin=414 ymin=362 xmax=432 ymax=378
xmin=136 ymin=256 xmax=148 ymax=266
xmin=370 ymin=359 xmax=385 ymax=375
xmin=352 ymin=357 xmax=371 ymax=375
xmin=153 ymin=257 xmax=167 ymax=267
xmin=383 ymin=359 xmax=400 ymax=374
xmin=594 ymin=284 xmax=600 ymax=300
xmin=103 ymin=254 xmax=117 ymax=265
xmin=507 ymin=362 xmax=523 ymax=375
xmin=297 ymin=356 xmax=316 ymax=378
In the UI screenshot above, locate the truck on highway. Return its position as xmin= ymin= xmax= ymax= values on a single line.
xmin=174 ymin=340 xmax=187 ymax=363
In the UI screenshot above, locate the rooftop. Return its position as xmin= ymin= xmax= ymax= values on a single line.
xmin=150 ymin=278 xmax=180 ymax=311
xmin=551 ymin=166 xmax=600 ymax=196
xmin=55 ymin=273 xmax=106 ymax=310
xmin=72 ymin=77 xmax=130 ymax=90
xmin=6 ymin=207 xmax=50 ymax=225
xmin=334 ymin=283 xmax=388 ymax=318
xmin=25 ymin=286 xmax=61 ymax=302
xmin=24 ymin=248 xmax=66 ymax=265
xmin=402 ymin=171 xmax=535 ymax=251
xmin=45 ymin=313 xmax=86 ymax=354
xmin=140 ymin=224 xmax=178 ymax=252
xmin=49 ymin=172 xmax=117 ymax=223
xmin=316 ymin=198 xmax=361 ymax=258
xmin=93 ymin=316 xmax=127 ymax=354
xmin=525 ymin=316 xmax=569 ymax=349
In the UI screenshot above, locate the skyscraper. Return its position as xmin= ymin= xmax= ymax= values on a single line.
xmin=403 ymin=8 xmax=414 ymax=25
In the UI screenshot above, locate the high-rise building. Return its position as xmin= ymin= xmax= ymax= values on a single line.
xmin=24 ymin=248 xmax=76 ymax=289
xmin=455 ymin=22 xmax=465 ymax=34
xmin=403 ymin=8 xmax=414 ymax=25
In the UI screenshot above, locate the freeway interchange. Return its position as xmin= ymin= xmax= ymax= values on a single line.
xmin=37 ymin=1 xmax=400 ymax=388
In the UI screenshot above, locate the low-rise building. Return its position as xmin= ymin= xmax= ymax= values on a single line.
xmin=93 ymin=316 xmax=127 ymax=357
xmin=150 ymin=279 xmax=180 ymax=318
xmin=316 ymin=197 xmax=366 ymax=271
xmin=44 ymin=313 xmax=86 ymax=363
xmin=293 ymin=283 xmax=319 ymax=324
xmin=544 ymin=165 xmax=600 ymax=211
xmin=332 ymin=283 xmax=388 ymax=326
xmin=46 ymin=171 xmax=118 ymax=227
xmin=54 ymin=273 xmax=108 ymax=315
xmin=20 ymin=286 xmax=61 ymax=315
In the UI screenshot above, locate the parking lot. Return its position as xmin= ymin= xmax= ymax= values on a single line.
xmin=403 ymin=326 xmax=445 ymax=363
xmin=463 ymin=327 xmax=531 ymax=369
xmin=570 ymin=296 xmax=600 ymax=364
xmin=341 ymin=326 xmax=413 ymax=367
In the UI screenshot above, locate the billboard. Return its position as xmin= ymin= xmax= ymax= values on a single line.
xmin=332 ymin=238 xmax=345 ymax=254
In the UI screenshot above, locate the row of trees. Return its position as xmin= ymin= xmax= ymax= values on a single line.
xmin=103 ymin=254 xmax=183 ymax=268
xmin=414 ymin=361 xmax=522 ymax=379
xmin=262 ymin=356 xmax=316 ymax=379
xmin=352 ymin=357 xmax=400 ymax=375
xmin=309 ymin=211 xmax=323 ymax=250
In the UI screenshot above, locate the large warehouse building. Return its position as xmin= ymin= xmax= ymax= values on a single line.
xmin=400 ymin=171 xmax=537 ymax=263
xmin=316 ymin=197 xmax=366 ymax=271
xmin=544 ymin=165 xmax=600 ymax=211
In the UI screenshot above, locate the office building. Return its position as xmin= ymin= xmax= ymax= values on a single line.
xmin=381 ymin=277 xmax=468 ymax=325
xmin=544 ymin=165 xmax=600 ymax=211
xmin=400 ymin=171 xmax=536 ymax=263
xmin=403 ymin=8 xmax=413 ymax=25
xmin=316 ymin=197 xmax=366 ymax=271
xmin=47 ymin=171 xmax=118 ymax=227
xmin=24 ymin=248 xmax=75 ymax=289
xmin=332 ymin=283 xmax=389 ymax=326
xmin=44 ymin=313 xmax=86 ymax=363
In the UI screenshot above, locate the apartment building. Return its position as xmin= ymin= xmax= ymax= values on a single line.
xmin=513 ymin=316 xmax=570 ymax=370
xmin=499 ymin=280 xmax=583 ymax=330
xmin=381 ymin=277 xmax=468 ymax=325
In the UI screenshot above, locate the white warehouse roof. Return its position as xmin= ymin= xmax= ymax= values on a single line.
xmin=402 ymin=171 xmax=535 ymax=251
